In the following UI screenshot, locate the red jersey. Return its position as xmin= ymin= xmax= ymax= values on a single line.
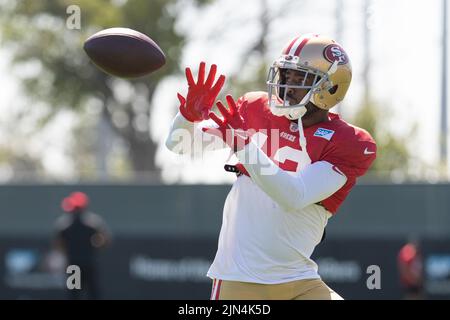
xmin=234 ymin=91 xmax=377 ymax=214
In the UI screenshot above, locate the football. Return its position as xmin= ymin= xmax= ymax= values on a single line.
xmin=84 ymin=27 xmax=166 ymax=78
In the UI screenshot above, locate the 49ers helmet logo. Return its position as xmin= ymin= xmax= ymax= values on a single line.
xmin=323 ymin=44 xmax=348 ymax=65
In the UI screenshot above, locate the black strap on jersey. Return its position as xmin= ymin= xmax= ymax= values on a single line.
xmin=224 ymin=164 xmax=244 ymax=177
xmin=224 ymin=164 xmax=239 ymax=173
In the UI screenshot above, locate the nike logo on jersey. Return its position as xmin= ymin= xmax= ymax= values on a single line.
xmin=364 ymin=147 xmax=375 ymax=155
xmin=313 ymin=128 xmax=335 ymax=141
xmin=280 ymin=132 xmax=296 ymax=142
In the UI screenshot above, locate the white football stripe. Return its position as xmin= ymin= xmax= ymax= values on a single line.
xmin=288 ymin=35 xmax=309 ymax=56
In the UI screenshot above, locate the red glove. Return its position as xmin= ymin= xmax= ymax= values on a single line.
xmin=178 ymin=62 xmax=225 ymax=122
xmin=202 ymin=95 xmax=250 ymax=152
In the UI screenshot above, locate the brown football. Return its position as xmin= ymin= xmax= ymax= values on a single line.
xmin=84 ymin=28 xmax=166 ymax=78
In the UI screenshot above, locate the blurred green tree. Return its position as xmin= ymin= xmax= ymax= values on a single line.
xmin=0 ymin=0 xmax=208 ymax=180
xmin=0 ymin=145 xmax=45 ymax=181
xmin=351 ymin=101 xmax=418 ymax=180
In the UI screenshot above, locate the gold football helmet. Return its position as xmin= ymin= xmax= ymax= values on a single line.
xmin=267 ymin=34 xmax=352 ymax=118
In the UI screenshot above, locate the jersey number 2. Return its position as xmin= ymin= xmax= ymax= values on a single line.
xmin=253 ymin=132 xmax=311 ymax=173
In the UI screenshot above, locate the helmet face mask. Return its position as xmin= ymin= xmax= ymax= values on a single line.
xmin=267 ymin=60 xmax=326 ymax=113
xmin=267 ymin=34 xmax=352 ymax=120
xmin=277 ymin=67 xmax=322 ymax=98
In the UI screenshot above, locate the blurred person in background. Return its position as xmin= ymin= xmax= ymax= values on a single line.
xmin=398 ymin=239 xmax=425 ymax=300
xmin=166 ymin=34 xmax=377 ymax=300
xmin=53 ymin=191 xmax=112 ymax=300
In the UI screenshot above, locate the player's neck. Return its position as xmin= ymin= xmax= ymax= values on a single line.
xmin=296 ymin=111 xmax=330 ymax=128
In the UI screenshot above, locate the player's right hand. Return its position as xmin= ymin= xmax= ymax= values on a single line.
xmin=178 ymin=62 xmax=225 ymax=122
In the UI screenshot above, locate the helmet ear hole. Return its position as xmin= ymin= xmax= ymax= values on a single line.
xmin=328 ymin=85 xmax=338 ymax=95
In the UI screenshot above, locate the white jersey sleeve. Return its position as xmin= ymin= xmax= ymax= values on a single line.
xmin=235 ymin=141 xmax=347 ymax=212
xmin=165 ymin=112 xmax=226 ymax=155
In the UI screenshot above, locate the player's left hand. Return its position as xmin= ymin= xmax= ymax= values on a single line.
xmin=202 ymin=95 xmax=250 ymax=152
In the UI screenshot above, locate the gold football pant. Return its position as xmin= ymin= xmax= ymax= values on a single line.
xmin=210 ymin=278 xmax=343 ymax=300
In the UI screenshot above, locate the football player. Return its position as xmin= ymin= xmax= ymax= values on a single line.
xmin=166 ymin=34 xmax=377 ymax=300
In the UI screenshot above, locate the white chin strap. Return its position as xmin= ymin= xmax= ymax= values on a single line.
xmin=297 ymin=114 xmax=307 ymax=152
xmin=286 ymin=106 xmax=307 ymax=120
xmin=269 ymin=90 xmax=309 ymax=152
xmin=271 ymin=86 xmax=312 ymax=120
xmin=277 ymin=100 xmax=309 ymax=152
xmin=270 ymin=103 xmax=308 ymax=153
